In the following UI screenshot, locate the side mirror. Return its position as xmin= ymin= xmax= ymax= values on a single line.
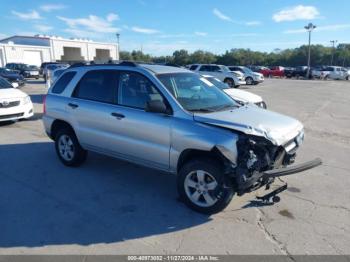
xmin=145 ymin=100 xmax=168 ymax=114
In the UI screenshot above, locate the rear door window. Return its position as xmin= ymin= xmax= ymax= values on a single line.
xmin=73 ymin=70 xmax=118 ymax=104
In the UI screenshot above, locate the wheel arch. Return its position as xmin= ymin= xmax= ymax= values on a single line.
xmin=176 ymin=147 xmax=230 ymax=174
xmin=51 ymin=119 xmax=75 ymax=140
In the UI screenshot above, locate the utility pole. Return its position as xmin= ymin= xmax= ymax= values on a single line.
xmin=116 ymin=33 xmax=120 ymax=60
xmin=304 ymin=23 xmax=316 ymax=79
xmin=330 ymin=40 xmax=338 ymax=66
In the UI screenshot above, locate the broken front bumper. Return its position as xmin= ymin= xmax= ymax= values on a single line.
xmin=237 ymin=158 xmax=322 ymax=196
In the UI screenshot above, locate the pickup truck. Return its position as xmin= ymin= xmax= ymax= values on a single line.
xmin=259 ymin=66 xmax=285 ymax=78
xmin=286 ymin=66 xmax=310 ymax=79
xmin=312 ymin=66 xmax=349 ymax=80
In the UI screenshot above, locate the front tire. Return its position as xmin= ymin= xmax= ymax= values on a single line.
xmin=245 ymin=77 xmax=254 ymax=85
xmin=177 ymin=158 xmax=235 ymax=214
xmin=55 ymin=127 xmax=87 ymax=167
xmin=224 ymin=78 xmax=235 ymax=88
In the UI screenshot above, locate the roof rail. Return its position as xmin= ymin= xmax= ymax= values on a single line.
xmin=67 ymin=60 xmax=139 ymax=69
xmin=117 ymin=61 xmax=137 ymax=67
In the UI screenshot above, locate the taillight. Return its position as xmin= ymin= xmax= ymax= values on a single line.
xmin=43 ymin=95 xmax=47 ymax=115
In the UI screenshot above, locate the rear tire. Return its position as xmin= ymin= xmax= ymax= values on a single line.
xmin=177 ymin=158 xmax=235 ymax=214
xmin=54 ymin=127 xmax=87 ymax=167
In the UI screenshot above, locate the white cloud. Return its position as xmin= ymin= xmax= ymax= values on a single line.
xmin=158 ymin=34 xmax=187 ymax=38
xmin=57 ymin=14 xmax=120 ymax=34
xmin=213 ymin=8 xmax=232 ymax=22
xmin=12 ymin=10 xmax=42 ymax=20
xmin=106 ymin=13 xmax=119 ymax=22
xmin=131 ymin=26 xmax=159 ymax=34
xmin=195 ymin=31 xmax=207 ymax=36
xmin=232 ymin=33 xmax=259 ymax=37
xmin=34 ymin=24 xmax=53 ymax=32
xmin=64 ymin=28 xmax=100 ymax=38
xmin=284 ymin=24 xmax=350 ymax=34
xmin=40 ymin=4 xmax=66 ymax=12
xmin=273 ymin=5 xmax=320 ymax=22
xmin=245 ymin=21 xmax=261 ymax=26
xmin=213 ymin=9 xmax=261 ymax=26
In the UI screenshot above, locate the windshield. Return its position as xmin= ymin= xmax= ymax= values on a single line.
xmin=204 ymin=77 xmax=230 ymax=90
xmin=241 ymin=67 xmax=253 ymax=74
xmin=0 ymin=77 xmax=13 ymax=89
xmin=157 ymin=73 xmax=238 ymax=112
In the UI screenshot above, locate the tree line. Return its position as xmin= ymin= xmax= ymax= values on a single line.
xmin=119 ymin=44 xmax=350 ymax=67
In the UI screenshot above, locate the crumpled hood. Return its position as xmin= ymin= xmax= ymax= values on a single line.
xmin=224 ymin=88 xmax=262 ymax=103
xmin=194 ymin=105 xmax=303 ymax=146
xmin=0 ymin=88 xmax=27 ymax=100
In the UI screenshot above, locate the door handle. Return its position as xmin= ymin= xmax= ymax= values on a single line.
xmin=68 ymin=103 xmax=79 ymax=109
xmin=111 ymin=112 xmax=125 ymax=119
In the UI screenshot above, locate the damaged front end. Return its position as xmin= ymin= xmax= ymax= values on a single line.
xmin=227 ymin=133 xmax=322 ymax=204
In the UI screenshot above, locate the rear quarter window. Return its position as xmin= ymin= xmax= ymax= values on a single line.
xmin=51 ymin=71 xmax=76 ymax=94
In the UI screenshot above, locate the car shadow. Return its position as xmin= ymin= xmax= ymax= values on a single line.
xmin=26 ymin=79 xmax=46 ymax=85
xmin=0 ymin=142 xmax=210 ymax=248
xmin=0 ymin=120 xmax=16 ymax=127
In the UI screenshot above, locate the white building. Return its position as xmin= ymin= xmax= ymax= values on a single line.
xmin=0 ymin=35 xmax=119 ymax=67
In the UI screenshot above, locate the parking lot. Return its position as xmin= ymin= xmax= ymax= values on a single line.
xmin=0 ymin=78 xmax=349 ymax=255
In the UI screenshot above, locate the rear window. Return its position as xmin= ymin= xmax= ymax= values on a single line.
xmin=52 ymin=71 xmax=76 ymax=94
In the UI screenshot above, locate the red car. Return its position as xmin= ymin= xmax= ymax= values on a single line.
xmin=259 ymin=66 xmax=285 ymax=78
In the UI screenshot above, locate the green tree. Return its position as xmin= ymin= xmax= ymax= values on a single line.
xmin=172 ymin=49 xmax=190 ymax=66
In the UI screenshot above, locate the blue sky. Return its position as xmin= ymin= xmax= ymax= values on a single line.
xmin=1 ymin=0 xmax=349 ymax=55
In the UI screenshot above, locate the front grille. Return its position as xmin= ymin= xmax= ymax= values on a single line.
xmin=0 ymin=113 xmax=24 ymax=120
xmin=0 ymin=100 xmax=20 ymax=108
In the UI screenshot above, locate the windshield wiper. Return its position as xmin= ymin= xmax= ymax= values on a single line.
xmin=209 ymin=104 xmax=239 ymax=112
xmin=188 ymin=108 xmax=215 ymax=113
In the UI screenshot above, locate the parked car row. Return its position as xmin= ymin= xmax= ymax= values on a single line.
xmin=5 ymin=63 xmax=40 ymax=79
xmin=0 ymin=67 xmax=25 ymax=87
xmin=187 ymin=64 xmax=264 ymax=86
xmin=248 ymin=65 xmax=350 ymax=80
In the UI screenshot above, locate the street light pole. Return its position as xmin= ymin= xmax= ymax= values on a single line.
xmin=330 ymin=40 xmax=338 ymax=66
xmin=116 ymin=33 xmax=120 ymax=60
xmin=305 ymin=23 xmax=316 ymax=79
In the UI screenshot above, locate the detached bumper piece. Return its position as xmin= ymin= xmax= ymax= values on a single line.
xmin=237 ymin=158 xmax=322 ymax=197
xmin=263 ymin=158 xmax=322 ymax=178
xmin=256 ymin=183 xmax=288 ymax=205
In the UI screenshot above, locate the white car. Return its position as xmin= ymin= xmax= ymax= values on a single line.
xmin=190 ymin=64 xmax=246 ymax=88
xmin=312 ymin=66 xmax=349 ymax=80
xmin=228 ymin=66 xmax=264 ymax=85
xmin=202 ymin=75 xmax=267 ymax=108
xmin=323 ymin=66 xmax=349 ymax=80
xmin=0 ymin=77 xmax=34 ymax=122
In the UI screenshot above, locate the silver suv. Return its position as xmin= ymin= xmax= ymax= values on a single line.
xmin=43 ymin=62 xmax=321 ymax=214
